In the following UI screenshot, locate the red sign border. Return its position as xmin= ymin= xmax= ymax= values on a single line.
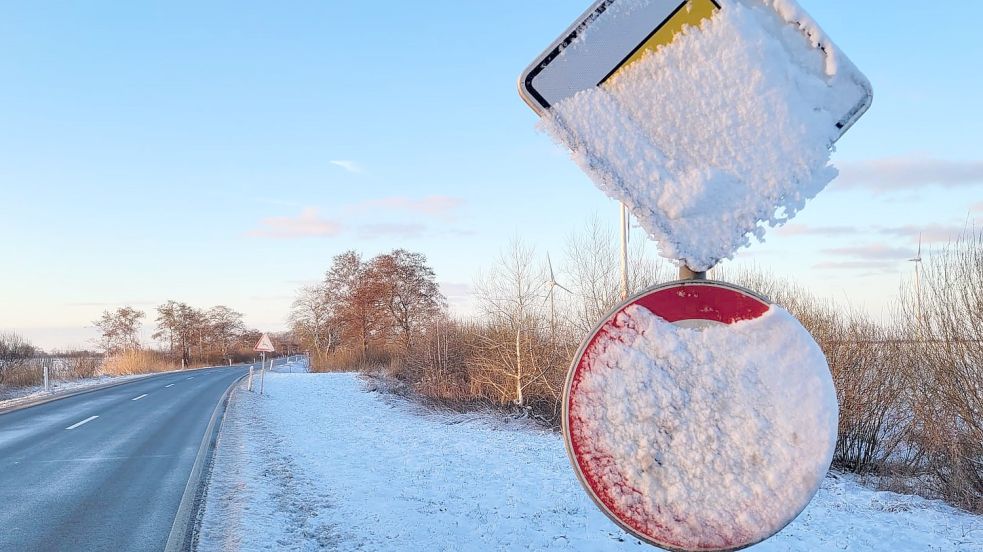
xmin=562 ymin=280 xmax=773 ymax=551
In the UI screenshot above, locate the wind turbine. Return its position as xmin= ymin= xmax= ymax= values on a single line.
xmin=544 ymin=253 xmax=572 ymax=336
xmin=908 ymin=234 xmax=924 ymax=334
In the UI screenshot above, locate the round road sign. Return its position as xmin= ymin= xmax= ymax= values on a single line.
xmin=563 ymin=280 xmax=837 ymax=551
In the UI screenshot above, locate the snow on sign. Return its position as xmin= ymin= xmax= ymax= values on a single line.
xmin=253 ymin=333 xmax=275 ymax=353
xmin=519 ymin=0 xmax=873 ymax=271
xmin=564 ymin=280 xmax=838 ymax=551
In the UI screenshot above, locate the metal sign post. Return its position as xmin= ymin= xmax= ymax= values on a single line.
xmin=253 ymin=334 xmax=276 ymax=396
xmin=259 ymin=352 xmax=266 ymax=395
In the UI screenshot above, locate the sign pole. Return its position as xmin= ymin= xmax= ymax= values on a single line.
xmin=620 ymin=202 xmax=629 ymax=300
xmin=260 ymin=352 xmax=266 ymax=395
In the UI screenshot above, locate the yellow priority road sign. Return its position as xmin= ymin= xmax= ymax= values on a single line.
xmin=518 ymin=0 xmax=872 ymax=137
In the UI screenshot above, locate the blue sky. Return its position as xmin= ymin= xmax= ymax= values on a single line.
xmin=1 ymin=1 xmax=980 ymax=350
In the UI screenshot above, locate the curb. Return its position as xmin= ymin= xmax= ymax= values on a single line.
xmin=164 ymin=373 xmax=248 ymax=552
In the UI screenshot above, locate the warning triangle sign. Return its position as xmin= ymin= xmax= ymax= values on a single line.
xmin=254 ymin=333 xmax=275 ymax=353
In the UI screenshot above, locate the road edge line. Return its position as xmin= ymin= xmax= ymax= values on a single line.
xmin=164 ymin=373 xmax=248 ymax=552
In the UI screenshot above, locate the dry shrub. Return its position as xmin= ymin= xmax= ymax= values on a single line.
xmin=101 ymin=349 xmax=176 ymax=376
xmin=69 ymin=356 xmax=101 ymax=379
xmin=894 ymin=230 xmax=983 ymax=511
xmin=397 ymin=319 xmax=480 ymax=406
xmin=0 ymin=332 xmax=36 ymax=387
xmin=311 ymin=346 xmax=392 ymax=373
xmin=393 ymin=318 xmax=571 ymax=427
xmin=2 ymin=360 xmax=43 ymax=388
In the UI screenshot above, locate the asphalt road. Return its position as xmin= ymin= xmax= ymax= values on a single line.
xmin=0 ymin=364 xmax=254 ymax=551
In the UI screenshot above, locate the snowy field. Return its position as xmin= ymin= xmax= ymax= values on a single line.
xmin=198 ymin=369 xmax=982 ymax=551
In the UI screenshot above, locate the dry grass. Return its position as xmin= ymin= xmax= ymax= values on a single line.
xmin=310 ymin=347 xmax=392 ymax=373
xmin=101 ymin=350 xmax=177 ymax=376
xmin=2 ymin=363 xmax=43 ymax=388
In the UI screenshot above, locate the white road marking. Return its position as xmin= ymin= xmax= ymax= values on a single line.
xmin=165 ymin=384 xmax=175 ymax=388
xmin=66 ymin=416 xmax=99 ymax=430
xmin=131 ymin=394 xmax=149 ymax=401
xmin=186 ymin=376 xmax=195 ymax=380
xmin=36 ymin=454 xmax=175 ymax=463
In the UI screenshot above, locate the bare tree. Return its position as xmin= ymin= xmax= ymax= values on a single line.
xmin=93 ymin=307 xmax=145 ymax=354
xmin=207 ymin=306 xmax=246 ymax=361
xmin=473 ymin=238 xmax=548 ymax=406
xmin=153 ymin=300 xmax=203 ymax=366
xmin=324 ymin=251 xmax=388 ymax=358
xmin=289 ymin=284 xmax=335 ymax=358
xmin=367 ymin=249 xmax=445 ymax=349
xmin=563 ymin=214 xmax=673 ymax=334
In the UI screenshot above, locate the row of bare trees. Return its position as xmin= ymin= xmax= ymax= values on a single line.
xmin=93 ymin=302 xmax=259 ymax=369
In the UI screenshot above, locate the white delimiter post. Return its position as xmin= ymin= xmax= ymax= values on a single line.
xmin=259 ymin=352 xmax=266 ymax=395
xmin=247 ymin=366 xmax=254 ymax=392
xmin=620 ymin=202 xmax=630 ymax=300
xmin=43 ymin=362 xmax=49 ymax=393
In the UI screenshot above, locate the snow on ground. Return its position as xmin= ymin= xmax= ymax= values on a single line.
xmin=199 ymin=371 xmax=981 ymax=551
xmin=0 ymin=374 xmax=144 ymax=411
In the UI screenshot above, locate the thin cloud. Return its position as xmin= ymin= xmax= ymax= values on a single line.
xmin=836 ymin=157 xmax=983 ymax=192
xmin=357 ymin=223 xmax=428 ymax=239
xmin=248 ymin=207 xmax=343 ymax=239
xmin=775 ymin=223 xmax=859 ymax=237
xmin=877 ymin=223 xmax=970 ymax=244
xmin=973 ymin=201 xmax=983 ymax=213
xmin=330 ymin=160 xmax=363 ymax=174
xmin=356 ymin=195 xmax=465 ymax=221
xmin=812 ymin=260 xmax=899 ymax=273
xmin=821 ymin=244 xmax=912 ymax=261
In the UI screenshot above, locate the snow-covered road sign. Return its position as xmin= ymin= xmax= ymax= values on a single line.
xmin=519 ymin=0 xmax=872 ymax=137
xmin=254 ymin=333 xmax=275 ymax=353
xmin=563 ymin=280 xmax=838 ymax=551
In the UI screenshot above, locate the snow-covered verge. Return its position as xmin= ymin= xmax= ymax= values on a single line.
xmin=0 ymin=374 xmax=145 ymax=412
xmin=198 ymin=372 xmax=982 ymax=551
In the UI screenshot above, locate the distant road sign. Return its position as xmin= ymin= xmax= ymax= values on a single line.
xmin=518 ymin=0 xmax=872 ymax=136
xmin=254 ymin=334 xmax=275 ymax=353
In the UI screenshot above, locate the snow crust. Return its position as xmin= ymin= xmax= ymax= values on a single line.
xmin=540 ymin=0 xmax=868 ymax=270
xmin=570 ymin=305 xmax=838 ymax=549
xmin=198 ymin=372 xmax=981 ymax=551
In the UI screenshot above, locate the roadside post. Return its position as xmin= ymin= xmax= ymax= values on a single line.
xmin=253 ymin=334 xmax=276 ymax=396
xmin=247 ymin=366 xmax=254 ymax=392
xmin=43 ymin=360 xmax=50 ymax=393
